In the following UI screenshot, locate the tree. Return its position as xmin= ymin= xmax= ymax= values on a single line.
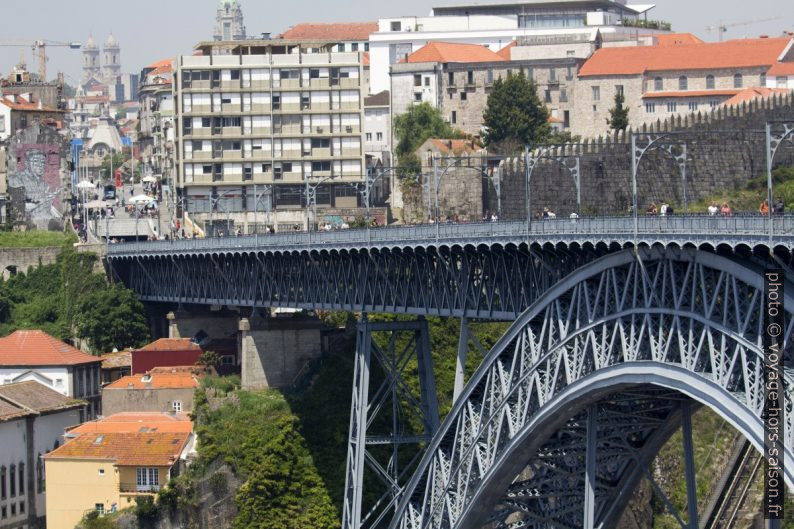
xmin=197 ymin=350 xmax=222 ymax=370
xmin=607 ymin=91 xmax=629 ymax=131
xmin=100 ymin=152 xmax=126 ymax=182
xmin=393 ymin=103 xmax=464 ymax=174
xmin=482 ymin=71 xmax=550 ymax=153
xmin=74 ymin=284 xmax=149 ymax=353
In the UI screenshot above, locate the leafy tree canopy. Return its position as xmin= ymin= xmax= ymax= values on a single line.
xmin=482 ymin=71 xmax=550 ymax=152
xmin=393 ymin=102 xmax=465 ymax=163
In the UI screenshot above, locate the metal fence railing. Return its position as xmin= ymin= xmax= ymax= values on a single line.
xmin=106 ymin=214 xmax=794 ymax=255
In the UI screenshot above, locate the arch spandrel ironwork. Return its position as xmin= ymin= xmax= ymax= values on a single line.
xmin=390 ymin=248 xmax=794 ymax=529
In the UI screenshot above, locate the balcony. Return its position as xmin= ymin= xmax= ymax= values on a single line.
xmin=621 ymin=18 xmax=672 ymax=31
xmin=119 ymin=482 xmax=160 ymax=494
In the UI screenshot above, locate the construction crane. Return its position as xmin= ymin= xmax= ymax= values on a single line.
xmin=0 ymin=39 xmax=81 ymax=81
xmin=706 ymin=16 xmax=780 ymax=41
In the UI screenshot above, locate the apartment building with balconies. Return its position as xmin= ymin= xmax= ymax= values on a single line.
xmin=174 ymin=38 xmax=368 ymax=233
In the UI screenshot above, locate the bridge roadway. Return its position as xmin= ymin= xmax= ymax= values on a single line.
xmin=106 ymin=215 xmax=794 ymax=321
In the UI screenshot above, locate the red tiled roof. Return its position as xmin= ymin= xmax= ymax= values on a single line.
xmin=497 ymin=41 xmax=516 ymax=60
xmin=137 ymin=338 xmax=201 ymax=352
xmin=45 ymin=431 xmax=190 ymax=466
xmin=722 ymin=87 xmax=791 ymax=106
xmin=579 ymin=37 xmax=791 ymax=77
xmin=0 ymin=381 xmax=83 ymax=421
xmin=279 ymin=22 xmax=377 ymax=41
xmin=145 ymin=58 xmax=172 ymax=70
xmin=768 ymin=62 xmax=794 ymax=75
xmin=655 ymin=33 xmax=704 ymax=46
xmin=105 ymin=372 xmax=199 ymax=390
xmin=643 ymin=89 xmax=742 ymax=99
xmin=0 ymin=330 xmax=100 ymax=366
xmin=71 ymin=412 xmax=192 ymax=434
xmin=406 ymin=42 xmax=506 ymax=64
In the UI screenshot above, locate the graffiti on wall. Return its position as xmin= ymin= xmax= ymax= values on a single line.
xmin=8 ymin=143 xmax=63 ymax=225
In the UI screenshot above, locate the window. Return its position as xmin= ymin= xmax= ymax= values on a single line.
xmin=592 ymin=86 xmax=600 ymax=101
xmin=733 ymin=73 xmax=743 ymax=88
xmin=365 ymin=132 xmax=372 ymax=141
xmin=460 ymin=91 xmax=467 ymax=101
xmin=1 ymin=466 xmax=5 ymax=499
xmin=779 ymin=76 xmax=789 ymax=88
xmin=559 ymin=88 xmax=568 ymax=102
xmin=0 ymin=116 xmax=4 ymax=133
xmin=654 ymin=77 xmax=663 ymax=91
xmin=390 ymin=21 xmax=401 ymax=31
xmin=202 ymin=164 xmax=212 ymax=174
xmin=414 ymin=93 xmax=422 ymax=102
xmin=706 ymin=74 xmax=715 ymax=89
xmin=274 ymin=164 xmax=282 ymax=180
xmin=96 ymin=504 xmax=104 ymax=515
xmin=760 ymin=73 xmax=767 ymax=86
xmin=518 ymin=13 xmax=585 ymax=28
xmin=172 ymin=401 xmax=182 ymax=412
xmin=710 ymin=100 xmax=719 ymax=107
xmin=365 ymin=42 xmax=369 ymax=51
xmin=678 ymin=76 xmax=688 ymax=90
xmin=566 ymin=66 xmax=574 ymax=81
xmin=230 ymin=69 xmax=240 ymax=80
xmin=261 ymin=163 xmax=272 ymax=173
xmin=645 ymin=102 xmax=656 ymax=113
xmin=98 ymin=468 xmax=105 ymax=475
xmin=667 ymin=101 xmax=677 ymax=112
xmin=312 ymin=161 xmax=332 ymax=171
xmin=311 ymin=138 xmax=330 ymax=148
xmin=549 ymin=68 xmax=556 ymax=82
xmin=451 ymin=111 xmax=456 ymax=124
xmin=272 ymin=95 xmax=280 ymax=110
xmin=487 ymin=69 xmax=493 ymax=84
xmin=1 ymin=506 xmax=5 ymax=519
xmin=413 ymin=74 xmax=421 ymax=87
xmin=136 ymin=467 xmax=160 ymax=491
xmin=448 ymin=72 xmax=455 ymax=86
xmin=376 ymin=132 xmax=383 ymax=141
xmin=301 ymin=94 xmax=310 ymax=110
xmin=211 ymin=70 xmax=220 ymax=88
xmin=9 ymin=465 xmax=15 ymax=497
xmin=37 ymin=456 xmax=43 ymax=493
xmin=688 ymin=101 xmax=698 ymax=111
xmin=338 ymin=43 xmax=345 ymax=52
xmin=424 ymin=76 xmax=430 ymax=86
xmin=544 ymin=90 xmax=551 ymax=103
xmin=467 ymin=71 xmax=474 ymax=85
xmin=351 ymin=43 xmax=359 ymax=51
xmin=18 ymin=501 xmax=23 ymax=514
xmin=615 ymin=85 xmax=624 ymax=96
xmin=283 ymin=162 xmax=293 ymax=173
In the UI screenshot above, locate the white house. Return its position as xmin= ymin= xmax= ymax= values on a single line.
xmin=369 ymin=0 xmax=666 ymax=93
xmin=0 ymin=381 xmax=84 ymax=528
xmin=0 ymin=331 xmax=102 ymax=420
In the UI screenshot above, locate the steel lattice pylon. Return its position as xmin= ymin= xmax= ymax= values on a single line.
xmin=390 ymin=247 xmax=794 ymax=529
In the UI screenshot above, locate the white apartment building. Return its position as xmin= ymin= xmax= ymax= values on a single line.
xmin=369 ymin=0 xmax=666 ymax=93
xmin=0 ymin=381 xmax=84 ymax=529
xmin=138 ymin=59 xmax=175 ymax=193
xmin=174 ymin=39 xmax=368 ymax=233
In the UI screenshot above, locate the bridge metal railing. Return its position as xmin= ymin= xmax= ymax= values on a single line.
xmin=106 ymin=214 xmax=794 ymax=255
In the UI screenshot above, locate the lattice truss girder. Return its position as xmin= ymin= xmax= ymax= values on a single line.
xmin=113 ymin=245 xmax=592 ymax=319
xmin=393 ymin=248 xmax=794 ymax=529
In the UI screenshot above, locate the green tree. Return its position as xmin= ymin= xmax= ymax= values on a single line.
xmin=393 ymin=103 xmax=464 ymax=174
xmin=74 ymin=283 xmax=149 ymax=353
xmin=100 ymin=152 xmax=126 ymax=182
xmin=482 ymin=71 xmax=550 ymax=152
xmin=607 ymin=91 xmax=630 ymax=131
xmin=197 ymin=350 xmax=221 ymax=370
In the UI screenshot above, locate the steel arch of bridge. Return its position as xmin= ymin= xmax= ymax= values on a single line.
xmin=390 ymin=247 xmax=794 ymax=529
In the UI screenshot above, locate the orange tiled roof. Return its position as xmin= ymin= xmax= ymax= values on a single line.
xmin=45 ymin=431 xmax=190 ymax=466
xmin=279 ymin=22 xmax=377 ymax=41
xmin=0 ymin=330 xmax=100 ymax=366
xmin=100 ymin=351 xmax=132 ymax=369
xmin=643 ymin=89 xmax=742 ymax=99
xmin=579 ymin=37 xmax=791 ymax=77
xmin=406 ymin=42 xmax=506 ymax=64
xmin=655 ymin=33 xmax=704 ymax=46
xmin=0 ymin=94 xmax=58 ymax=112
xmin=105 ymin=372 xmax=199 ymax=390
xmin=722 ymin=87 xmax=791 ymax=106
xmin=145 ymin=58 xmax=172 ymax=70
xmin=71 ymin=412 xmax=192 ymax=434
xmin=497 ymin=41 xmax=516 ymax=60
xmin=768 ymin=62 xmax=794 ymax=76
xmin=429 ymin=139 xmax=483 ymax=155
xmin=137 ymin=338 xmax=202 ymax=352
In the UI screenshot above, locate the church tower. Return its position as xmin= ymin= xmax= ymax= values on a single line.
xmin=102 ymin=34 xmax=121 ymax=85
xmin=214 ymin=0 xmax=246 ymax=41
xmin=81 ymin=35 xmax=100 ymax=83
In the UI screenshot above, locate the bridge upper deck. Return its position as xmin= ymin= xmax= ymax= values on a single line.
xmin=106 ymin=215 xmax=794 ymax=258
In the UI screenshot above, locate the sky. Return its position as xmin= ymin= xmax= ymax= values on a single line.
xmin=0 ymin=0 xmax=791 ymax=85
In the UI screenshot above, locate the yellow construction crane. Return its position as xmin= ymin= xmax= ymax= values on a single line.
xmin=706 ymin=16 xmax=780 ymax=42
xmin=0 ymin=39 xmax=81 ymax=81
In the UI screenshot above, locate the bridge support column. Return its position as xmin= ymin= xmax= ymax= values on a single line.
xmin=583 ymin=405 xmax=597 ymax=529
xmin=453 ymin=318 xmax=488 ymax=405
xmin=342 ymin=315 xmax=440 ymax=529
xmin=682 ymin=401 xmax=699 ymax=529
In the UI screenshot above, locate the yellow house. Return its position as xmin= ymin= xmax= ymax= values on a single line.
xmin=43 ymin=413 xmax=193 ymax=529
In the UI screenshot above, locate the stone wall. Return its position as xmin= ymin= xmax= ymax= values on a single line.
xmin=493 ymin=92 xmax=794 ymax=218
xmin=102 ymin=387 xmax=196 ymax=415
xmin=0 ymin=245 xmax=61 ymax=279
xmin=240 ymin=315 xmax=323 ymax=390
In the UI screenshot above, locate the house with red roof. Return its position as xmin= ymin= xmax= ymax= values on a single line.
xmin=278 ymin=22 xmax=376 ymax=54
xmin=0 ymin=93 xmax=65 ymax=142
xmin=573 ymin=37 xmax=794 ymax=137
xmin=131 ymin=338 xmax=204 ymax=374
xmin=0 ymin=331 xmax=102 ymax=420
xmin=102 ymin=368 xmax=202 ymax=415
xmin=391 ymin=41 xmax=583 ymax=137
